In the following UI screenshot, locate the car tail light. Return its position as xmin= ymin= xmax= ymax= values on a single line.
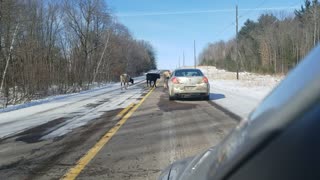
xmin=172 ymin=77 xmax=180 ymax=84
xmin=202 ymin=76 xmax=209 ymax=83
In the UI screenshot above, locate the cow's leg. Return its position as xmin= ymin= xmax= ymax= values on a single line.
xmin=151 ymin=80 xmax=155 ymax=87
xmin=154 ymin=79 xmax=157 ymax=87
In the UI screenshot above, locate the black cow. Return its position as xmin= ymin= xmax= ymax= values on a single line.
xmin=146 ymin=73 xmax=160 ymax=87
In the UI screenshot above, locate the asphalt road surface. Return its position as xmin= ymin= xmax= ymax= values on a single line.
xmin=0 ymin=81 xmax=238 ymax=180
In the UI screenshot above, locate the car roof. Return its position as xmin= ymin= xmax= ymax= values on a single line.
xmin=174 ymin=68 xmax=202 ymax=71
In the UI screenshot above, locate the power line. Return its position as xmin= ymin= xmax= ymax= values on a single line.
xmin=215 ymin=0 xmax=269 ymax=38
xmin=117 ymin=6 xmax=299 ymax=17
xmin=240 ymin=0 xmax=269 ymax=17
xmin=214 ymin=1 xmax=302 ymax=39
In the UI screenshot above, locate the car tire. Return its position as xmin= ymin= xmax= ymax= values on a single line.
xmin=203 ymin=95 xmax=210 ymax=100
xmin=169 ymin=89 xmax=175 ymax=101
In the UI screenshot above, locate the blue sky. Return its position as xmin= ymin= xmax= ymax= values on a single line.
xmin=107 ymin=0 xmax=303 ymax=69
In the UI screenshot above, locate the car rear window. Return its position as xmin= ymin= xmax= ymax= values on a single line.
xmin=174 ymin=69 xmax=203 ymax=77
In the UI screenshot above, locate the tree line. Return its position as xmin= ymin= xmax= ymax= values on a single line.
xmin=199 ymin=0 xmax=320 ymax=74
xmin=0 ymin=0 xmax=157 ymax=106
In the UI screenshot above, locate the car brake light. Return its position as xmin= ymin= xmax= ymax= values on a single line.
xmin=202 ymin=76 xmax=209 ymax=83
xmin=172 ymin=77 xmax=180 ymax=84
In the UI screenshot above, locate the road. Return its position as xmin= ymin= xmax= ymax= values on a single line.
xmin=0 ymin=79 xmax=238 ymax=180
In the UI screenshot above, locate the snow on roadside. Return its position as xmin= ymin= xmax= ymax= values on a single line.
xmin=0 ymin=77 xmax=146 ymax=139
xmin=0 ymin=83 xmax=116 ymax=113
xmin=0 ymin=83 xmax=120 ymax=121
xmin=41 ymin=87 xmax=144 ymax=140
xmin=0 ymin=76 xmax=145 ymax=113
xmin=198 ymin=66 xmax=284 ymax=119
xmin=0 ymin=85 xmax=145 ymax=139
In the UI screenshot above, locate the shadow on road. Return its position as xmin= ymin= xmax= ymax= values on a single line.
xmin=158 ymin=94 xmax=198 ymax=111
xmin=210 ymin=93 xmax=225 ymax=100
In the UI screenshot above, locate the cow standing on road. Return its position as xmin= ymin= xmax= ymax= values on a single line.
xmin=120 ymin=74 xmax=133 ymax=90
xmin=163 ymin=70 xmax=171 ymax=89
xmin=146 ymin=73 xmax=160 ymax=87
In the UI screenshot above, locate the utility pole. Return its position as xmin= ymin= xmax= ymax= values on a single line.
xmin=236 ymin=5 xmax=239 ymax=80
xmin=194 ymin=40 xmax=196 ymax=69
xmin=183 ymin=51 xmax=185 ymax=67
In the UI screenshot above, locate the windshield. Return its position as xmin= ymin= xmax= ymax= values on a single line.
xmin=0 ymin=0 xmax=316 ymax=179
xmin=174 ymin=69 xmax=204 ymax=77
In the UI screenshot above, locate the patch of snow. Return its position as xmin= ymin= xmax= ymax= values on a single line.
xmin=42 ymin=87 xmax=145 ymax=139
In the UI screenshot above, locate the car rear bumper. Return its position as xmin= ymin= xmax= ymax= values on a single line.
xmin=174 ymin=93 xmax=209 ymax=98
xmin=171 ymin=84 xmax=210 ymax=97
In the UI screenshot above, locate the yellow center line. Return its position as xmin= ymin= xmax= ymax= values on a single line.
xmin=61 ymin=87 xmax=155 ymax=180
xmin=116 ymin=103 xmax=135 ymax=118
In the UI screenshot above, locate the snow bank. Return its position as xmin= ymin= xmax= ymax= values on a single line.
xmin=0 ymin=83 xmax=116 ymax=113
xmin=0 ymin=76 xmax=145 ymax=113
xmin=198 ymin=66 xmax=284 ymax=119
xmin=0 ymin=77 xmax=146 ymax=139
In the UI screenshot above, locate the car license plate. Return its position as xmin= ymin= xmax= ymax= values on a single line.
xmin=184 ymin=86 xmax=194 ymax=90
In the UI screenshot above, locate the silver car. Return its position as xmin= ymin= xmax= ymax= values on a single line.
xmin=168 ymin=68 xmax=210 ymax=100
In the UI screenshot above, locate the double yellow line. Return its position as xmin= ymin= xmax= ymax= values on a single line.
xmin=61 ymin=87 xmax=155 ymax=180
